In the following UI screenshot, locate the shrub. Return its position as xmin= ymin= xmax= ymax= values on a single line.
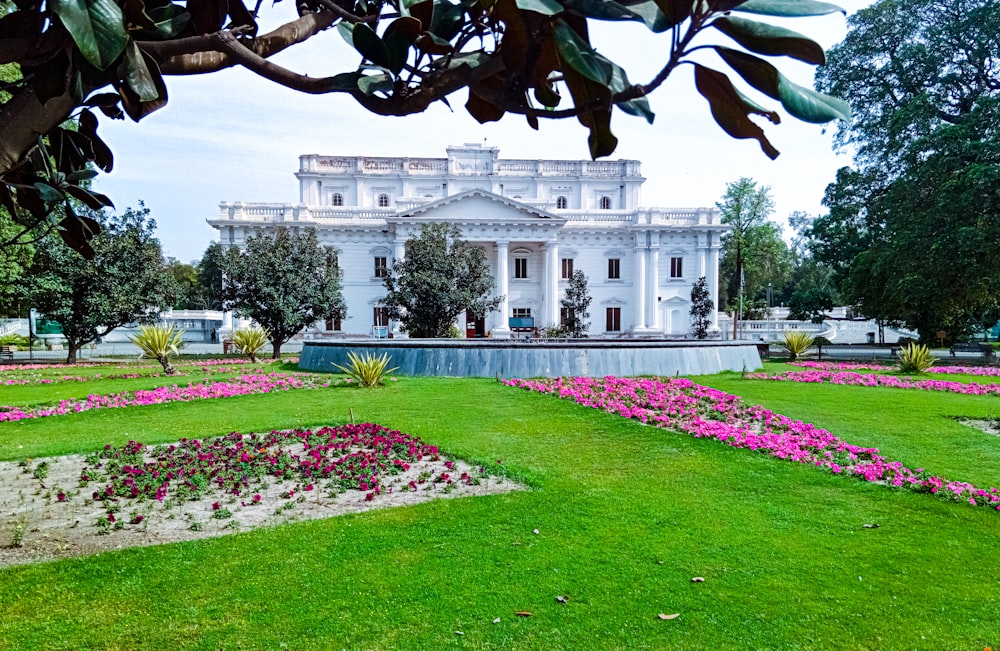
xmin=897 ymin=343 xmax=936 ymax=373
xmin=445 ymin=324 xmax=464 ymax=339
xmin=231 ymin=326 xmax=269 ymax=363
xmin=333 ymin=351 xmax=398 ymax=387
xmin=129 ymin=324 xmax=184 ymax=375
xmin=780 ymin=331 xmax=814 ymax=362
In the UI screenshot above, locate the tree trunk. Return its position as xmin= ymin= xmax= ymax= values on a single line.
xmin=65 ymin=341 xmax=79 ymax=365
xmin=158 ymin=356 xmax=179 ymax=375
xmin=271 ymin=341 xmax=281 ymax=359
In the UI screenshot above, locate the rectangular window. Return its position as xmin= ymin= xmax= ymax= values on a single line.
xmin=325 ymin=316 xmax=342 ymax=331
xmin=608 ymin=258 xmax=620 ymax=279
xmin=514 ymin=257 xmax=528 ymax=279
xmin=512 ymin=308 xmax=532 ymax=319
xmin=373 ymin=307 xmax=389 ymax=327
xmin=561 ymin=258 xmax=574 ymax=279
xmin=670 ymin=256 xmax=683 ymax=278
xmin=606 ymin=307 xmax=621 ymax=332
xmin=560 ymin=307 xmax=574 ymax=327
xmin=374 ymin=256 xmax=388 ymax=278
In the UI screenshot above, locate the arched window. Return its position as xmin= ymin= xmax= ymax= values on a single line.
xmin=331 ymin=193 xmax=344 ymax=206
xmin=556 ymin=196 xmax=567 ymax=209
xmin=378 ymin=194 xmax=390 ymax=207
xmin=600 ymin=195 xmax=612 ymax=210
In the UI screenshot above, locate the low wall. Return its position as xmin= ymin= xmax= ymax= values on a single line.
xmin=300 ymin=340 xmax=762 ymax=378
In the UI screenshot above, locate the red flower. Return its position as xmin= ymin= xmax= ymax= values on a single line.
xmin=212 ymin=501 xmax=221 ymax=510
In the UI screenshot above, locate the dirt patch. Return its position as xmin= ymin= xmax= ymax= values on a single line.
xmin=0 ymin=434 xmax=523 ymax=567
xmin=957 ymin=418 xmax=1000 ymax=437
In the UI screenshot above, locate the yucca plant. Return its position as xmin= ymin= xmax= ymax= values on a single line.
xmin=780 ymin=331 xmax=815 ymax=362
xmin=129 ymin=324 xmax=185 ymax=375
xmin=333 ymin=351 xmax=398 ymax=387
xmin=231 ymin=326 xmax=269 ymax=363
xmin=897 ymin=343 xmax=936 ymax=373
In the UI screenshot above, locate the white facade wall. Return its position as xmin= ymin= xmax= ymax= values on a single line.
xmin=209 ymin=144 xmax=728 ymax=339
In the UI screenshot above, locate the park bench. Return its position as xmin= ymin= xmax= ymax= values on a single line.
xmin=0 ymin=345 xmax=13 ymax=362
xmin=949 ymin=342 xmax=994 ymax=358
xmin=222 ymin=339 xmax=235 ymax=354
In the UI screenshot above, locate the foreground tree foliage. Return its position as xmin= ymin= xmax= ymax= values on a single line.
xmin=382 ymin=222 xmax=499 ymax=338
xmin=811 ymin=0 xmax=1000 ymax=342
xmin=220 ymin=228 xmax=345 ymax=358
xmin=27 ymin=206 xmax=176 ymax=363
xmin=0 ymin=0 xmax=851 ymax=256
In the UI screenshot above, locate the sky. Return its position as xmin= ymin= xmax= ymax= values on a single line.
xmin=92 ymin=1 xmax=873 ymax=263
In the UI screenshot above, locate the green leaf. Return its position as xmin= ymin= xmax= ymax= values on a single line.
xmin=515 ymin=0 xmax=563 ymax=14
xmin=607 ymin=59 xmax=653 ymax=124
xmin=732 ymin=0 xmax=844 ymax=17
xmin=712 ymin=16 xmax=826 ymax=65
xmin=357 ymin=73 xmax=394 ymax=96
xmin=32 ymin=182 xmax=64 ymax=204
xmin=352 ymin=23 xmax=392 ymax=69
xmin=649 ymin=0 xmax=691 ymax=28
xmin=147 ymin=3 xmax=190 ymax=38
xmin=325 ymin=72 xmax=364 ymax=91
xmin=716 ymin=47 xmax=850 ymax=122
xmin=622 ymin=0 xmax=673 ymax=32
xmin=562 ymin=0 xmax=641 ymax=21
xmin=693 ymin=63 xmax=780 ymax=159
xmin=122 ymin=41 xmax=159 ymax=101
xmin=552 ymin=19 xmax=611 ymax=85
xmin=51 ymin=0 xmax=129 ymax=70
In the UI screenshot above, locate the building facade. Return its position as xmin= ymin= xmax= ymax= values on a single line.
xmin=208 ymin=144 xmax=728 ymax=338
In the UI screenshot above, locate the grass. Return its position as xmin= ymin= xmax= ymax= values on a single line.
xmin=1 ymin=369 xmax=1000 ymax=649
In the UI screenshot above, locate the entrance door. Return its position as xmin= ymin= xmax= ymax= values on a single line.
xmin=465 ymin=310 xmax=486 ymax=338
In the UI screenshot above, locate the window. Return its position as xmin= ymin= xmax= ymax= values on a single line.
xmin=606 ymin=307 xmax=621 ymax=332
xmin=600 ymin=195 xmax=612 ymax=210
xmin=331 ymin=193 xmax=344 ymax=206
xmin=561 ymin=258 xmax=574 ymax=279
xmin=670 ymin=256 xmax=683 ymax=278
xmin=556 ymin=196 xmax=568 ymax=209
xmin=373 ymin=307 xmax=389 ymax=327
xmin=377 ymin=193 xmax=390 ymax=207
xmin=514 ymin=257 xmax=528 ymax=279
xmin=560 ymin=307 xmax=575 ymax=327
xmin=512 ymin=308 xmax=532 ymax=319
xmin=325 ymin=316 xmax=342 ymax=331
xmin=374 ymin=256 xmax=388 ymax=278
xmin=608 ymin=258 xmax=620 ymax=279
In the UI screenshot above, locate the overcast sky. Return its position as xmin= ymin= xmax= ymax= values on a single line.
xmin=92 ymin=1 xmax=873 ymax=263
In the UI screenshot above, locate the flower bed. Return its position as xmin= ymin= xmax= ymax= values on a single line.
xmin=747 ymin=369 xmax=1000 ymax=397
xmin=793 ymin=361 xmax=1000 ymax=378
xmin=83 ymin=423 xmax=477 ymax=506
xmin=0 ymin=373 xmax=323 ymax=423
xmin=2 ymin=367 xmax=265 ymax=385
xmin=504 ymin=376 xmax=1000 ymax=512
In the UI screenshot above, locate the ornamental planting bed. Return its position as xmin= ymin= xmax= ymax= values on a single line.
xmin=0 ymin=423 xmax=520 ymax=566
xmin=504 ymin=375 xmax=1000 ymax=513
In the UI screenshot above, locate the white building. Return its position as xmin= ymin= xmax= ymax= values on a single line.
xmin=208 ymin=144 xmax=728 ymax=339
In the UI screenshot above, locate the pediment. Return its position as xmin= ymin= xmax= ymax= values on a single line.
xmin=391 ymin=189 xmax=563 ymax=223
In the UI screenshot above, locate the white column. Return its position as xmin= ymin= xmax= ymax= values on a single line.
xmin=708 ymin=244 xmax=721 ymax=329
xmin=545 ymin=241 xmax=559 ymax=327
xmin=646 ymin=246 xmax=659 ymax=330
xmin=493 ymin=241 xmax=511 ymax=338
xmin=391 ymin=239 xmax=407 ymax=337
xmin=222 ymin=310 xmax=233 ymax=333
xmin=632 ymin=243 xmax=647 ymax=332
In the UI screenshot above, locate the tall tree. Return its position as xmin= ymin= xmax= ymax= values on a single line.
xmin=165 ymin=258 xmax=199 ymax=310
xmin=560 ymin=269 xmax=591 ymax=337
xmin=193 ymin=242 xmax=225 ymax=311
xmin=220 ymin=228 xmax=345 ymax=358
xmin=689 ymin=276 xmax=714 ymax=339
xmin=812 ymin=0 xmax=1000 ymax=340
xmin=382 ymin=223 xmax=499 ymax=338
xmin=27 ymin=206 xmax=176 ymax=363
xmin=717 ymin=178 xmax=789 ymax=330
xmin=0 ymin=0 xmax=851 ymax=257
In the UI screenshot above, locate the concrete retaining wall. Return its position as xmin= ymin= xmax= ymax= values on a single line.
xmin=300 ymin=340 xmax=762 ymax=378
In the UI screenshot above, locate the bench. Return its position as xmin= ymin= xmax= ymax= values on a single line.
xmin=0 ymin=345 xmax=13 ymax=361
xmin=223 ymin=339 xmax=235 ymax=354
xmin=950 ymin=342 xmax=994 ymax=358
xmin=756 ymin=342 xmax=770 ymax=360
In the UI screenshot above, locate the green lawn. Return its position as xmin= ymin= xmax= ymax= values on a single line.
xmin=1 ymin=370 xmax=999 ymax=650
